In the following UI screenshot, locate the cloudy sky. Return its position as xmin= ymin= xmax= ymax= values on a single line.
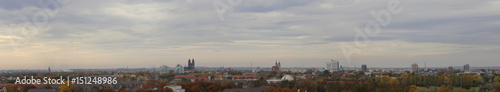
xmin=0 ymin=0 xmax=499 ymax=69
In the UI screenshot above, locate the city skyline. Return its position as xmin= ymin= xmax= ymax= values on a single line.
xmin=1 ymin=0 xmax=500 ymax=69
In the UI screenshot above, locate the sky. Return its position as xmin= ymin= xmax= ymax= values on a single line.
xmin=0 ymin=0 xmax=499 ymax=70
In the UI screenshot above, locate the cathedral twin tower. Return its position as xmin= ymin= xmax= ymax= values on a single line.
xmin=185 ymin=58 xmax=195 ymax=70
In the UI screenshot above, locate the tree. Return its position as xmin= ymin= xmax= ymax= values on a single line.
xmin=165 ymin=87 xmax=174 ymax=92
xmin=282 ymin=87 xmax=292 ymax=92
xmin=247 ymin=82 xmax=255 ymax=88
xmin=59 ymin=81 xmax=72 ymax=92
xmin=437 ymin=87 xmax=450 ymax=92
xmin=473 ymin=75 xmax=484 ymax=86
xmin=103 ymin=88 xmax=114 ymax=92
xmin=494 ymin=76 xmax=500 ymax=83
xmin=292 ymin=87 xmax=298 ymax=92
xmin=357 ymin=71 xmax=365 ymax=76
xmin=190 ymin=86 xmax=201 ymax=92
xmin=323 ymin=70 xmax=330 ymax=76
xmin=409 ymin=85 xmax=418 ymax=92
xmin=444 ymin=76 xmax=451 ymax=86
xmin=455 ymin=88 xmax=469 ymax=92
xmin=389 ymin=78 xmax=400 ymax=86
xmin=494 ymin=82 xmax=500 ymax=92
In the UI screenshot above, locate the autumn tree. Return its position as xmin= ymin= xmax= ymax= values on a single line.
xmin=437 ymin=87 xmax=451 ymax=92
xmin=59 ymin=80 xmax=72 ymax=92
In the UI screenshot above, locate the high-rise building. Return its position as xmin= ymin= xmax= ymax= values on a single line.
xmin=424 ymin=62 xmax=428 ymax=71
xmin=160 ymin=65 xmax=170 ymax=74
xmin=361 ymin=64 xmax=367 ymax=71
xmin=175 ymin=64 xmax=184 ymax=74
xmin=326 ymin=63 xmax=332 ymax=70
xmin=411 ymin=63 xmax=418 ymax=73
xmin=326 ymin=59 xmax=340 ymax=70
xmin=464 ymin=64 xmax=470 ymax=71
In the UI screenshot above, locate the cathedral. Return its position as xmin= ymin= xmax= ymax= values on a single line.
xmin=272 ymin=61 xmax=280 ymax=71
xmin=184 ymin=58 xmax=195 ymax=70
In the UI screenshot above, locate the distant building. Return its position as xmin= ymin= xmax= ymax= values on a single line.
xmin=184 ymin=59 xmax=195 ymax=70
xmin=160 ymin=65 xmax=170 ymax=74
xmin=174 ymin=75 xmax=196 ymax=80
xmin=326 ymin=63 xmax=332 ymax=70
xmin=267 ymin=75 xmax=294 ymax=83
xmin=175 ymin=64 xmax=184 ymax=74
xmin=27 ymin=89 xmax=56 ymax=92
xmin=48 ymin=67 xmax=51 ymax=73
xmin=164 ymin=85 xmax=185 ymax=92
xmin=326 ymin=59 xmax=339 ymax=70
xmin=339 ymin=65 xmax=348 ymax=71
xmin=464 ymin=64 xmax=470 ymax=71
xmin=361 ymin=64 xmax=367 ymax=71
xmin=232 ymin=75 xmax=258 ymax=81
xmin=271 ymin=61 xmax=281 ymax=71
xmin=448 ymin=66 xmax=453 ymax=70
xmin=223 ymin=86 xmax=270 ymax=92
xmin=411 ymin=63 xmax=418 ymax=73
xmin=289 ymin=67 xmax=305 ymax=73
xmin=281 ymin=75 xmax=294 ymax=81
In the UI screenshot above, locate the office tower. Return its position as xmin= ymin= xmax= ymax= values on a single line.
xmin=160 ymin=65 xmax=170 ymax=74
xmin=464 ymin=64 xmax=470 ymax=71
xmin=361 ymin=64 xmax=367 ymax=71
xmin=411 ymin=63 xmax=418 ymax=73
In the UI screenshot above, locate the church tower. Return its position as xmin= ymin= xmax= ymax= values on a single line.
xmin=191 ymin=58 xmax=195 ymax=70
xmin=186 ymin=58 xmax=195 ymax=70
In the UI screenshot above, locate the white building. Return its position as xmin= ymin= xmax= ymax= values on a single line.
xmin=160 ymin=65 xmax=170 ymax=74
xmin=290 ymin=67 xmax=306 ymax=73
xmin=175 ymin=64 xmax=184 ymax=74
xmin=326 ymin=59 xmax=339 ymax=70
xmin=326 ymin=63 xmax=332 ymax=70
xmin=164 ymin=85 xmax=185 ymax=92
xmin=411 ymin=63 xmax=418 ymax=73
xmin=267 ymin=75 xmax=295 ymax=83
xmin=281 ymin=75 xmax=294 ymax=81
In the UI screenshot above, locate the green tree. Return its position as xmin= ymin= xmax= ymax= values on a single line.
xmin=323 ymin=70 xmax=330 ymax=76
xmin=494 ymin=76 xmax=500 ymax=83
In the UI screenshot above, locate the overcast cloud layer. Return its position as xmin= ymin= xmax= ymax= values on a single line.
xmin=0 ymin=0 xmax=499 ymax=69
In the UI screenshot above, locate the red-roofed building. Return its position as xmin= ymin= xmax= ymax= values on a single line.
xmin=195 ymin=76 xmax=210 ymax=81
xmin=232 ymin=75 xmax=257 ymax=81
xmin=495 ymin=70 xmax=500 ymax=74
xmin=216 ymin=75 xmax=231 ymax=78
xmin=174 ymin=75 xmax=196 ymax=79
xmin=214 ymin=75 xmax=232 ymax=80
xmin=272 ymin=61 xmax=281 ymax=72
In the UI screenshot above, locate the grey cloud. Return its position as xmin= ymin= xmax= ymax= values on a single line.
xmin=1 ymin=0 xmax=500 ymax=68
